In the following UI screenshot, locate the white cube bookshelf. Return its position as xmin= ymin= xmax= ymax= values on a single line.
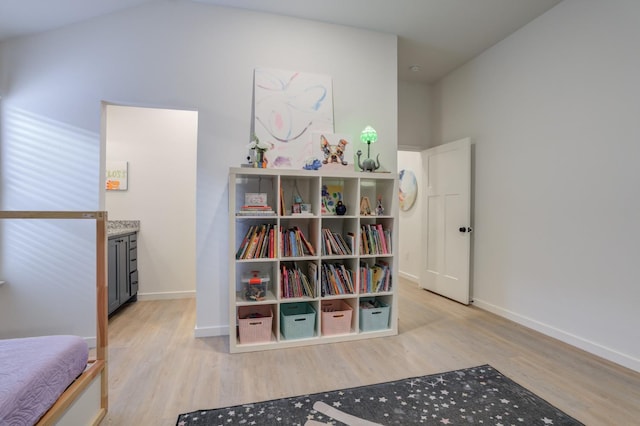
xmin=229 ymin=167 xmax=398 ymax=353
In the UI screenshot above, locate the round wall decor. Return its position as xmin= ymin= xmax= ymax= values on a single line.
xmin=399 ymin=169 xmax=417 ymax=211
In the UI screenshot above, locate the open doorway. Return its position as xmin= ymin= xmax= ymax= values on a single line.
xmin=104 ymin=104 xmax=198 ymax=303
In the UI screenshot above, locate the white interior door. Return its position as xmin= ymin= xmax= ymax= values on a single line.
xmin=420 ymin=138 xmax=471 ymax=304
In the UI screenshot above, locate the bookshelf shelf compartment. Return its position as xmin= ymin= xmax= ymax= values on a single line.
xmin=229 ymin=167 xmax=398 ymax=353
xmin=237 ymin=304 xmax=276 ymax=344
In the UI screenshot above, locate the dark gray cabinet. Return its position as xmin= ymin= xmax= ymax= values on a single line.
xmin=129 ymin=233 xmax=139 ymax=296
xmin=108 ymin=232 xmax=139 ymax=315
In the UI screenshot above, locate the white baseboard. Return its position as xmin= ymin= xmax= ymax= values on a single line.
xmin=137 ymin=290 xmax=195 ymax=301
xmin=194 ymin=325 xmax=228 ymax=338
xmin=473 ymin=298 xmax=640 ymax=373
xmin=398 ymin=271 xmax=419 ymax=283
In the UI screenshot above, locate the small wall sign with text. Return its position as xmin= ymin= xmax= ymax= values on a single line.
xmin=106 ymin=161 xmax=128 ymax=191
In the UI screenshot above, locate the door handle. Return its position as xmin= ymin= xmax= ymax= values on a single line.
xmin=459 ymin=227 xmax=473 ymax=233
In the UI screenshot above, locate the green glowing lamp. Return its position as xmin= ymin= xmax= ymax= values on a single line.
xmin=360 ymin=125 xmax=378 ymax=158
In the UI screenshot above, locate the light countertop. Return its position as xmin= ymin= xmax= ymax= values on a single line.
xmin=107 ymin=220 xmax=140 ymax=237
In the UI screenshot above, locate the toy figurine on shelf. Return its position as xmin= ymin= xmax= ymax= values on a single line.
xmin=335 ymin=200 xmax=347 ymax=215
xmin=303 ymin=157 xmax=322 ymax=170
xmin=360 ymin=197 xmax=372 ymax=216
xmin=291 ymin=186 xmax=305 ymax=215
xmin=375 ymin=194 xmax=384 ymax=216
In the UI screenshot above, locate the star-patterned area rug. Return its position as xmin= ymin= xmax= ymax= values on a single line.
xmin=176 ymin=364 xmax=583 ymax=425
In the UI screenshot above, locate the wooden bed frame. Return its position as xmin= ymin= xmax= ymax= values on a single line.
xmin=0 ymin=211 xmax=108 ymax=426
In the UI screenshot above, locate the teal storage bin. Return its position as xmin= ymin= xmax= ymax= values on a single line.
xmin=359 ymin=297 xmax=390 ymax=332
xmin=280 ymin=302 xmax=316 ymax=340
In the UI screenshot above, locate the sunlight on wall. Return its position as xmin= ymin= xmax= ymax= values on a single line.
xmin=2 ymin=106 xmax=99 ymax=210
xmin=0 ymin=105 xmax=99 ymax=339
xmin=0 ymin=219 xmax=95 ymax=338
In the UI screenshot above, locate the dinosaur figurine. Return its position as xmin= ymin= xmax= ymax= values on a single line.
xmin=356 ymin=150 xmax=380 ymax=172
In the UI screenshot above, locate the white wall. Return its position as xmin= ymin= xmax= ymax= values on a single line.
xmin=105 ymin=104 xmax=197 ymax=298
xmin=398 ymin=81 xmax=432 ymax=150
xmin=433 ymin=0 xmax=640 ymax=371
xmin=396 ymin=80 xmax=430 ymax=281
xmin=397 ymin=151 xmax=423 ymax=282
xmin=0 ymin=107 xmax=99 ymax=340
xmin=0 ymin=1 xmax=397 ymax=340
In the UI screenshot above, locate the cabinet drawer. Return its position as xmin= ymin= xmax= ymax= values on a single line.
xmin=130 ymin=270 xmax=138 ymax=294
xmin=129 ymin=258 xmax=137 ymax=271
xmin=128 ymin=234 xmax=137 ymax=249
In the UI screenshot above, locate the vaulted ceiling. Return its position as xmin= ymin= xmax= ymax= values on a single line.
xmin=0 ymin=0 xmax=562 ymax=83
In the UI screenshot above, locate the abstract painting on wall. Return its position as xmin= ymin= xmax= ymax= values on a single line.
xmin=253 ymin=68 xmax=334 ymax=169
xmin=399 ymin=169 xmax=417 ymax=211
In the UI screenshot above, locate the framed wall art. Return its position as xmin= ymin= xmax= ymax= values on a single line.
xmin=106 ymin=161 xmax=128 ymax=191
xmin=253 ymin=68 xmax=334 ymax=169
xmin=399 ymin=169 xmax=417 ymax=211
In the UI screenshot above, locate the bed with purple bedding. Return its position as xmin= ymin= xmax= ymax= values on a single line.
xmin=0 ymin=335 xmax=89 ymax=425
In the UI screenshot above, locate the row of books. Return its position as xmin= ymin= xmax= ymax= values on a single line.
xmin=236 ymin=224 xmax=277 ymax=259
xmin=280 ymin=263 xmax=316 ymax=299
xmin=321 ymin=262 xmax=355 ymax=296
xmin=321 ymin=228 xmax=353 ymax=256
xmin=237 ymin=225 xmax=393 ymax=259
xmin=237 ymin=224 xmax=316 ymax=259
xmin=360 ymin=224 xmax=391 ymax=255
xmin=236 ymin=204 xmax=276 ymax=216
xmin=281 ymin=226 xmax=315 ymax=257
xmin=359 ymin=261 xmax=392 ymax=293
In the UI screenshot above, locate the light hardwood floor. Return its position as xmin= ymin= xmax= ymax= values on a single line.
xmin=100 ymin=279 xmax=640 ymax=425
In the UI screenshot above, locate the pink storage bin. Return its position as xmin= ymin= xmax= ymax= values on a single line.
xmin=321 ymin=300 xmax=353 ymax=335
xmin=238 ymin=305 xmax=273 ymax=344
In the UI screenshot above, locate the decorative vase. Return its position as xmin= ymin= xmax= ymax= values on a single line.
xmin=335 ymin=201 xmax=347 ymax=216
xmin=254 ymin=149 xmax=265 ymax=168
